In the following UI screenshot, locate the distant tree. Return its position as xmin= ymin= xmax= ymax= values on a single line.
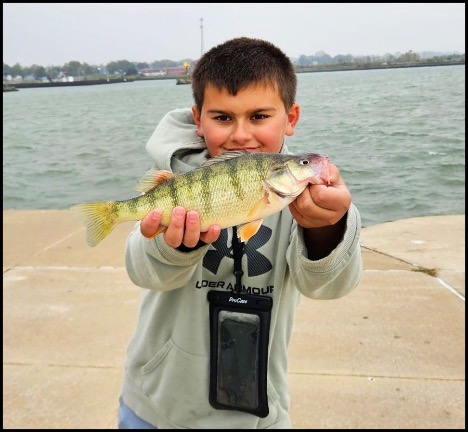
xmin=136 ymin=62 xmax=149 ymax=70
xmin=21 ymin=64 xmax=46 ymax=79
xmin=399 ymin=50 xmax=420 ymax=63
xmin=313 ymin=51 xmax=332 ymax=64
xmin=126 ymin=64 xmax=138 ymax=75
xmin=63 ymin=61 xmax=84 ymax=76
xmin=9 ymin=63 xmax=24 ymax=78
xmin=335 ymin=54 xmax=354 ymax=64
xmin=150 ymin=59 xmax=179 ymax=68
xmin=80 ymin=63 xmax=94 ymax=76
xmin=297 ymin=55 xmax=310 ymax=66
xmin=3 ymin=62 xmax=11 ymax=77
xmin=32 ymin=65 xmax=47 ymax=80
xmin=383 ymin=53 xmax=397 ymax=63
xmin=106 ymin=60 xmax=135 ymax=75
xmin=44 ymin=65 xmax=61 ymax=81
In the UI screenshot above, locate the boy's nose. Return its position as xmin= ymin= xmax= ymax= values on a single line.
xmin=230 ymin=122 xmax=252 ymax=143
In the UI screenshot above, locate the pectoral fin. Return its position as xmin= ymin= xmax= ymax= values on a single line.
xmin=247 ymin=189 xmax=270 ymax=219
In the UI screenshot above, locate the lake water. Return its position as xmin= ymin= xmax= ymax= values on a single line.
xmin=3 ymin=65 xmax=465 ymax=227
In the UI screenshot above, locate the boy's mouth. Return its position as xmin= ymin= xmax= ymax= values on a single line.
xmin=225 ymin=147 xmax=259 ymax=152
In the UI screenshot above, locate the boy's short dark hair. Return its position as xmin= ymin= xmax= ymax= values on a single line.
xmin=192 ymin=37 xmax=297 ymax=111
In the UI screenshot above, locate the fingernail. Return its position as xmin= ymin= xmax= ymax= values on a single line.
xmin=188 ymin=211 xmax=197 ymax=222
xmin=174 ymin=207 xmax=184 ymax=218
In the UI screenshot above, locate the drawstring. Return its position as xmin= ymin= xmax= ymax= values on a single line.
xmin=231 ymin=226 xmax=244 ymax=294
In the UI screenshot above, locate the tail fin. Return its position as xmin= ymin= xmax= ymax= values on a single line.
xmin=70 ymin=201 xmax=117 ymax=247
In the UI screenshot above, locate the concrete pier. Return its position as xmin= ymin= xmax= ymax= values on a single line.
xmin=3 ymin=211 xmax=465 ymax=429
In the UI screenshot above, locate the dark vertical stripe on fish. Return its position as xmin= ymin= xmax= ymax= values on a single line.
xmin=201 ymin=167 xmax=213 ymax=215
xmin=169 ymin=177 xmax=179 ymax=208
xmin=228 ymin=158 xmax=244 ymax=200
xmin=256 ymin=156 xmax=268 ymax=180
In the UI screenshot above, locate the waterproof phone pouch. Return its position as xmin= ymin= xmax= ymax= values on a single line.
xmin=207 ymin=290 xmax=272 ymax=418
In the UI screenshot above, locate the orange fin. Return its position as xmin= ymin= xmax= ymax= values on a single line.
xmin=146 ymin=225 xmax=167 ymax=240
xmin=237 ymin=219 xmax=263 ymax=242
xmin=136 ymin=170 xmax=175 ymax=193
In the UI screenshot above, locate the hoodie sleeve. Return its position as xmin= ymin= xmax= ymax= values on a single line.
xmin=286 ymin=203 xmax=363 ymax=299
xmin=125 ymin=223 xmax=211 ymax=291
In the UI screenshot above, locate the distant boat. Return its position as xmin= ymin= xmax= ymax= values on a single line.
xmin=3 ymin=83 xmax=18 ymax=92
xmin=176 ymin=77 xmax=192 ymax=85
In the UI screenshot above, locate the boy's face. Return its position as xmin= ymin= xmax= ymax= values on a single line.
xmin=192 ymin=83 xmax=300 ymax=157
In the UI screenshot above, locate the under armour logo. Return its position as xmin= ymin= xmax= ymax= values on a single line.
xmin=203 ymin=226 xmax=273 ymax=277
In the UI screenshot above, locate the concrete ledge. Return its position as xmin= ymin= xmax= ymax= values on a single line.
xmin=3 ymin=211 xmax=465 ymax=429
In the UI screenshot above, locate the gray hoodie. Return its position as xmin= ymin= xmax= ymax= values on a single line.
xmin=120 ymin=108 xmax=363 ymax=428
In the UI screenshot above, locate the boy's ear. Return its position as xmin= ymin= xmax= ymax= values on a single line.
xmin=285 ymin=103 xmax=300 ymax=136
xmin=192 ymin=105 xmax=204 ymax=137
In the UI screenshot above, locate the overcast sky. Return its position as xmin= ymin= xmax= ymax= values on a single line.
xmin=3 ymin=3 xmax=465 ymax=67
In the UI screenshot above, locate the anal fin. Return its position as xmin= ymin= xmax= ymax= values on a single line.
xmin=237 ymin=219 xmax=263 ymax=242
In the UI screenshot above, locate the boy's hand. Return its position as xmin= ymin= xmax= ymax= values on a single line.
xmin=140 ymin=207 xmax=221 ymax=248
xmin=289 ymin=164 xmax=351 ymax=228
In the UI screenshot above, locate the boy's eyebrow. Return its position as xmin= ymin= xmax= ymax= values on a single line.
xmin=206 ymin=107 xmax=278 ymax=115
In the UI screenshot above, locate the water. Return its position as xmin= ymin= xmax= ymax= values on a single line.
xmin=3 ymin=66 xmax=465 ymax=227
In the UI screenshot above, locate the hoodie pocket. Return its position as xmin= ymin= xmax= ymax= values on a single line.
xmin=140 ymin=338 xmax=211 ymax=423
xmin=139 ymin=338 xmax=283 ymax=427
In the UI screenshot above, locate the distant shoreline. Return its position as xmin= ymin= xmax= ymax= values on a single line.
xmin=5 ymin=61 xmax=464 ymax=90
xmin=295 ymin=61 xmax=465 ymax=74
xmin=138 ymin=61 xmax=465 ymax=81
xmin=11 ymin=77 xmax=134 ymax=89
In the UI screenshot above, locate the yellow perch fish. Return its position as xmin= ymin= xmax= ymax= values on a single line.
xmin=71 ymin=151 xmax=331 ymax=247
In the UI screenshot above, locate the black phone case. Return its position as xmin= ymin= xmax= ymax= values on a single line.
xmin=207 ymin=290 xmax=272 ymax=418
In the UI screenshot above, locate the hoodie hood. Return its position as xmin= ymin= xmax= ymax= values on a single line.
xmin=146 ymin=108 xmax=208 ymax=173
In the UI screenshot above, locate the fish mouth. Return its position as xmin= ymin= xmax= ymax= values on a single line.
xmin=319 ymin=156 xmax=331 ymax=185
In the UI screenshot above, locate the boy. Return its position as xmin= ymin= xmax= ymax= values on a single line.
xmin=119 ymin=37 xmax=362 ymax=429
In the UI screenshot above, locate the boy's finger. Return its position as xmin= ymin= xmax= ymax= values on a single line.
xmin=183 ymin=211 xmax=202 ymax=248
xmin=140 ymin=210 xmax=163 ymax=238
xmin=164 ymin=207 xmax=186 ymax=247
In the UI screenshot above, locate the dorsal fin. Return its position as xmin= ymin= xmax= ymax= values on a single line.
xmin=136 ymin=169 xmax=175 ymax=193
xmin=199 ymin=150 xmax=250 ymax=168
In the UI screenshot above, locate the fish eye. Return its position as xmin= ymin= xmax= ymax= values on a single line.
xmin=299 ymin=159 xmax=309 ymax=165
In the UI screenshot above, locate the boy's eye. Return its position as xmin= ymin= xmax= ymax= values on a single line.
xmin=213 ymin=113 xmax=269 ymax=122
xmin=214 ymin=115 xmax=231 ymax=122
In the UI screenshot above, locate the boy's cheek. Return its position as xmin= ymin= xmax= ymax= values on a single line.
xmin=205 ymin=141 xmax=225 ymax=157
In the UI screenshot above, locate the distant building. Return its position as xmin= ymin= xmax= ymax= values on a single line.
xmin=139 ymin=66 xmax=192 ymax=76
xmin=139 ymin=68 xmax=167 ymax=77
xmin=162 ymin=66 xmax=189 ymax=76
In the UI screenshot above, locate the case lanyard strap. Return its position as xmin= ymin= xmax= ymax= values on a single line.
xmin=231 ymin=226 xmax=244 ymax=294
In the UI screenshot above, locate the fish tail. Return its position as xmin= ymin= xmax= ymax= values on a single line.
xmin=70 ymin=201 xmax=118 ymax=247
